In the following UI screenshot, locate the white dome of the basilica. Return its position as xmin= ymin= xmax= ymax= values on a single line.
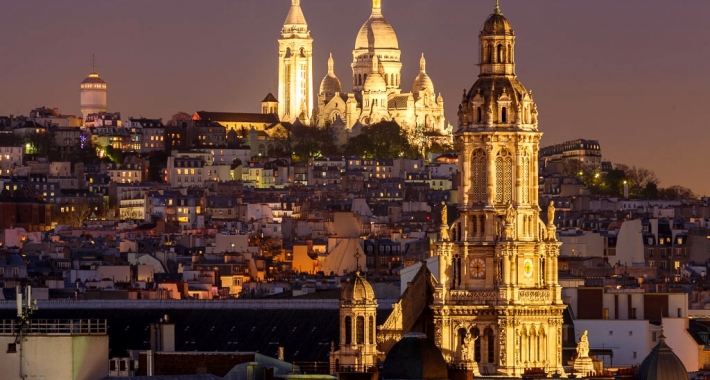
xmin=355 ymin=0 xmax=399 ymax=50
xmin=412 ymin=54 xmax=434 ymax=94
xmin=320 ymin=54 xmax=342 ymax=97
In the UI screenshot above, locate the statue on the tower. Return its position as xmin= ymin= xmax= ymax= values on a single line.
xmin=573 ymin=330 xmax=594 ymax=375
xmin=440 ymin=201 xmax=450 ymax=241
xmin=531 ymin=103 xmax=538 ymax=125
xmin=441 ymin=201 xmax=448 ymax=225
xmin=576 ymin=330 xmax=590 ymax=358
xmin=504 ymin=202 xmax=516 ymax=225
xmin=461 ymin=331 xmax=477 ymax=362
xmin=547 ymin=201 xmax=556 ymax=227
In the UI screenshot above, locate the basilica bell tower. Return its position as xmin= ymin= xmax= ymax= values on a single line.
xmin=431 ymin=3 xmax=565 ymax=377
xmin=278 ymin=0 xmax=313 ymax=124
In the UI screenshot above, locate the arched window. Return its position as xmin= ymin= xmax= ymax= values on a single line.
xmin=358 ymin=74 xmax=362 ymax=86
xmin=471 ymin=215 xmax=478 ymax=236
xmin=369 ymin=316 xmax=375 ymax=344
xmin=356 ymin=316 xmax=365 ymax=344
xmin=472 ymin=327 xmax=481 ymax=362
xmin=284 ymin=48 xmax=292 ymax=58
xmin=486 ymin=328 xmax=495 ymax=363
xmin=479 ymin=215 xmax=485 ymax=236
xmin=501 ymin=107 xmax=508 ymax=123
xmin=523 ymin=154 xmax=530 ymax=203
xmin=345 ymin=316 xmax=352 ymax=344
xmin=471 ymin=149 xmax=487 ymax=203
xmin=364 ymin=73 xmax=368 ymax=82
xmin=497 ymin=44 xmax=503 ymax=63
xmin=495 ymin=150 xmax=513 ymax=204
xmin=477 ymin=107 xmax=482 ymax=123
xmin=486 ymin=44 xmax=493 ymax=63
xmin=507 ymin=44 xmax=512 ymax=63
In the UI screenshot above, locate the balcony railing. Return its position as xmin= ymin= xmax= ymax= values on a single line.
xmin=0 ymin=319 xmax=107 ymax=335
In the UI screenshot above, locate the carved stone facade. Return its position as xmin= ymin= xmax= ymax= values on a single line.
xmin=329 ymin=272 xmax=383 ymax=373
xmin=278 ymin=0 xmax=314 ymax=124
xmin=431 ymin=5 xmax=566 ymax=377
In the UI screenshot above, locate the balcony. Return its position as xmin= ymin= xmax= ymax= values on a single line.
xmin=0 ymin=319 xmax=107 ymax=335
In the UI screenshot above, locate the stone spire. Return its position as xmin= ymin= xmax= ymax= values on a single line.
xmin=284 ymin=0 xmax=307 ymax=27
xmin=494 ymin=0 xmax=501 ymax=14
xmin=420 ymin=53 xmax=426 ymax=73
xmin=328 ymin=53 xmax=334 ymax=74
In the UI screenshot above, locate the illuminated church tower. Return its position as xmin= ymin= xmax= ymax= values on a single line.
xmin=278 ymin=0 xmax=313 ymax=124
xmin=431 ymin=3 xmax=564 ymax=376
xmin=80 ymin=57 xmax=108 ymax=121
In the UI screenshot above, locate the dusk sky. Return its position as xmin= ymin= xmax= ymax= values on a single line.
xmin=0 ymin=0 xmax=708 ymax=195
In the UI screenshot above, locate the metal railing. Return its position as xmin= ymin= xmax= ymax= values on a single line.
xmin=0 ymin=319 xmax=107 ymax=335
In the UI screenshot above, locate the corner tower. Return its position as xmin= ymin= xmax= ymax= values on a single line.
xmin=278 ymin=0 xmax=313 ymax=124
xmin=80 ymin=57 xmax=108 ymax=121
xmin=432 ymin=3 xmax=564 ymax=377
xmin=352 ymin=0 xmax=402 ymax=94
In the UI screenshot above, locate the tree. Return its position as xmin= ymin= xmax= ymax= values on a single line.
xmin=658 ymin=185 xmax=696 ymax=200
xmin=55 ymin=200 xmax=97 ymax=227
xmin=343 ymin=120 xmax=416 ymax=158
xmin=167 ymin=112 xmax=191 ymax=126
xmin=26 ymin=132 xmax=61 ymax=161
xmin=615 ymin=164 xmax=659 ymax=197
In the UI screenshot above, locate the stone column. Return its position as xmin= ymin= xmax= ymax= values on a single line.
xmin=486 ymin=145 xmax=495 ymax=206
xmin=502 ymin=253 xmax=511 ymax=285
xmin=462 ymin=140 xmax=470 ymax=206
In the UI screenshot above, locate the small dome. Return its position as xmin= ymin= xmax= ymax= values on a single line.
xmin=482 ymin=13 xmax=513 ymax=35
xmin=340 ymin=271 xmax=375 ymax=304
xmin=363 ymin=55 xmax=386 ymax=92
xmin=412 ymin=54 xmax=434 ymax=94
xmin=81 ymin=72 xmax=106 ymax=85
xmin=382 ymin=333 xmax=448 ymax=380
xmin=320 ymin=54 xmax=342 ymax=96
xmin=637 ymin=332 xmax=689 ymax=380
xmin=355 ymin=1 xmax=399 ymax=50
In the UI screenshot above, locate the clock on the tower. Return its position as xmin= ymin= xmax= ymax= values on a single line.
xmin=469 ymin=257 xmax=486 ymax=279
xmin=523 ymin=258 xmax=534 ymax=278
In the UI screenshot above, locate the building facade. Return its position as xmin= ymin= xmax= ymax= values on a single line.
xmin=431 ymin=5 xmax=565 ymax=376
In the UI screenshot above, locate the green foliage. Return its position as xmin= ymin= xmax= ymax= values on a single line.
xmin=279 ymin=123 xmax=338 ymax=162
xmin=72 ymin=137 xmax=100 ymax=165
xmin=104 ymin=145 xmax=124 ymax=165
xmin=343 ymin=120 xmax=417 ymax=158
xmin=26 ymin=132 xmax=61 ymax=161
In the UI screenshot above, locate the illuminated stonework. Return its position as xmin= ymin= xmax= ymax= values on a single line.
xmin=431 ymin=5 xmax=565 ymax=377
xmin=80 ymin=69 xmax=108 ymax=121
xmin=278 ymin=0 xmax=313 ymax=125
xmin=315 ymin=0 xmax=446 ymax=143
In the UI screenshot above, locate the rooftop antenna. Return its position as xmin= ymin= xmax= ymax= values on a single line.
xmin=15 ymin=285 xmax=38 ymax=379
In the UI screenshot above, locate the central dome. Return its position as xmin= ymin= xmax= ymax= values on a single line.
xmin=355 ymin=2 xmax=399 ymax=50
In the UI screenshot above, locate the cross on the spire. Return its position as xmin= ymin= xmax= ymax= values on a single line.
xmin=354 ymin=247 xmax=362 ymax=270
xmin=494 ymin=0 xmax=501 ymax=14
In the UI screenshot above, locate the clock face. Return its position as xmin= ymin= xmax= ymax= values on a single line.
xmin=470 ymin=257 xmax=486 ymax=279
xmin=523 ymin=258 xmax=534 ymax=278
